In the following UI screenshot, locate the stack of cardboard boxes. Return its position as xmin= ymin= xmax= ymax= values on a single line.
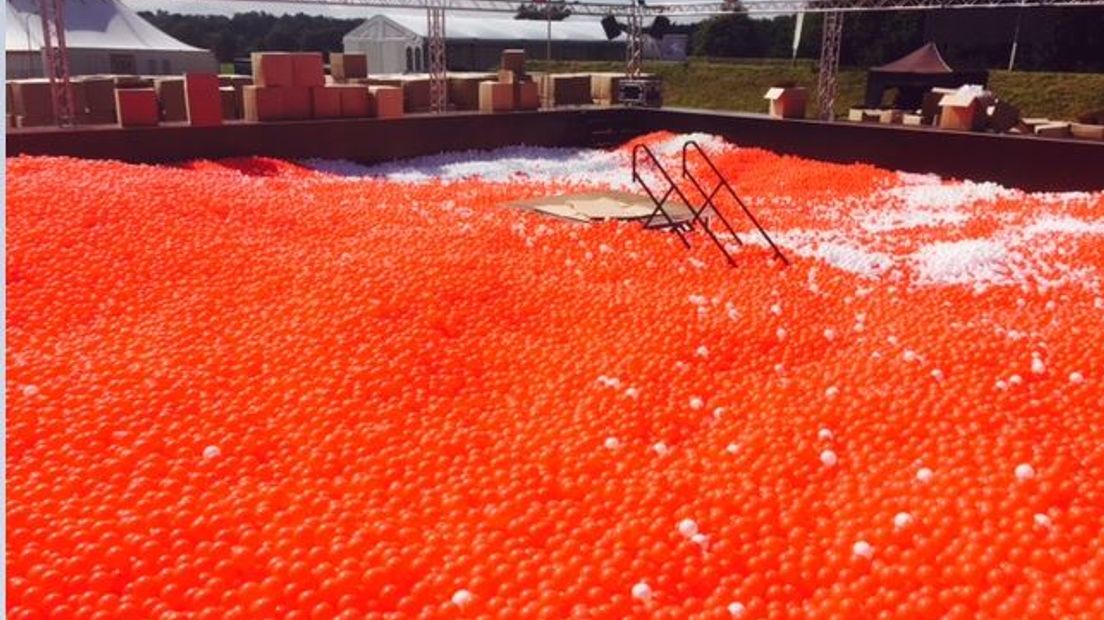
xmin=479 ymin=50 xmax=539 ymax=114
xmin=537 ymin=73 xmax=592 ymax=107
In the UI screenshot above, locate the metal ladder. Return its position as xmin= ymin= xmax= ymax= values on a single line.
xmin=631 ymin=141 xmax=788 ymax=267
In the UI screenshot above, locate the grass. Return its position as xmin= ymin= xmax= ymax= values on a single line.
xmin=531 ymin=59 xmax=1104 ymax=121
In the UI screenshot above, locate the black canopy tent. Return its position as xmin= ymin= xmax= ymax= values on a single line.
xmin=864 ymin=43 xmax=989 ymax=109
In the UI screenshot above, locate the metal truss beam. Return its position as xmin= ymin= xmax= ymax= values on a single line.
xmin=213 ymin=0 xmax=1104 ymax=17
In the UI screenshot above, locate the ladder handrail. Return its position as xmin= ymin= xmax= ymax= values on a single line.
xmin=631 ymin=143 xmax=693 ymax=249
xmin=682 ymin=140 xmax=789 ymax=266
xmin=633 ymin=143 xmax=738 ymax=266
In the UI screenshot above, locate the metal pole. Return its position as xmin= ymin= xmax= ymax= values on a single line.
xmin=1007 ymin=8 xmax=1022 ymax=71
xmin=545 ymin=2 xmax=552 ymax=107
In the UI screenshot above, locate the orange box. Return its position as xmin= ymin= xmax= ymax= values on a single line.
xmin=479 ymin=81 xmax=513 ymax=113
xmin=368 ymin=86 xmax=403 ymax=119
xmin=516 ymin=81 xmax=539 ymax=110
xmin=251 ymin=52 xmax=294 ymax=88
xmin=243 ymin=86 xmax=283 ymax=122
xmin=219 ymin=86 xmax=237 ymax=119
xmin=501 ymin=49 xmax=526 ymax=73
xmin=154 ymin=77 xmax=186 ymax=122
xmin=311 ymin=86 xmax=342 ymax=118
xmin=330 ymin=53 xmax=368 ymax=82
xmin=114 ymin=88 xmax=159 ymax=127
xmin=184 ymin=73 xmax=222 ymax=126
xmin=763 ymin=87 xmax=807 ymax=119
xmin=332 ymin=84 xmax=370 ymax=117
xmin=281 ymin=87 xmax=312 ymax=119
xmin=293 ymin=53 xmax=325 ymax=87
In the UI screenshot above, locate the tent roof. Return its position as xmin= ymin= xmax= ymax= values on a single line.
xmin=6 ymin=0 xmax=206 ymax=52
xmin=872 ymin=42 xmax=954 ymax=74
xmin=344 ymin=11 xmax=621 ymax=43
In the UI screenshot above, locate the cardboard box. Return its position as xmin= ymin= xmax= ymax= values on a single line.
xmin=987 ymin=100 xmax=1021 ymax=133
xmin=921 ymin=87 xmax=955 ymax=124
xmin=1034 ymin=122 xmax=1071 ymax=138
xmin=447 ymin=73 xmax=495 ymax=110
xmin=311 ymin=86 xmax=342 ymax=118
xmin=542 ymin=73 xmax=591 ymax=106
xmin=282 ymin=87 xmax=312 ymax=119
xmin=1070 ymin=122 xmax=1104 ymax=140
xmin=330 ymin=53 xmax=368 ymax=82
xmin=501 ymin=49 xmax=526 ymax=73
xmin=368 ymin=86 xmax=403 ymax=118
xmin=293 ymin=52 xmax=325 ymax=87
xmin=847 ymin=108 xmax=866 ymax=122
xmin=331 ymin=84 xmax=370 ymax=117
xmin=878 ymin=109 xmax=903 ymax=124
xmin=498 ymin=69 xmax=525 ymax=84
xmin=114 ymin=75 xmax=154 ymax=89
xmin=479 ymin=81 xmax=513 ymax=113
xmin=114 ymin=88 xmax=159 ymax=127
xmin=517 ymin=81 xmax=539 ymax=111
xmin=11 ymin=79 xmax=54 ymax=125
xmin=1020 ymin=117 xmax=1051 ymax=131
xmin=902 ymin=113 xmax=924 ymax=126
xmin=763 ymin=86 xmax=807 ymax=119
xmin=251 ymin=52 xmax=295 ymax=88
xmin=938 ymin=87 xmax=993 ymax=131
xmin=591 ymin=73 xmax=625 ymax=104
xmin=154 ymin=77 xmax=186 ymax=122
xmin=243 ymin=86 xmax=283 ymax=122
xmin=220 ymin=86 xmax=237 ymax=119
xmin=184 ymin=73 xmax=222 ymax=126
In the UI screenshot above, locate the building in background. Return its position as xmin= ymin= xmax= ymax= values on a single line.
xmin=343 ymin=12 xmax=624 ymax=73
xmin=6 ymin=0 xmax=217 ymax=79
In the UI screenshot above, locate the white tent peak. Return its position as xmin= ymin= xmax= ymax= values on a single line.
xmin=6 ymin=0 xmax=206 ymax=52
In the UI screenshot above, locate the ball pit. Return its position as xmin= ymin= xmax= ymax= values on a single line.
xmin=7 ymin=132 xmax=1104 ymax=620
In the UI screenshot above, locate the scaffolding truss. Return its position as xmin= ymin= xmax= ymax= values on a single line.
xmin=38 ymin=0 xmax=75 ymax=127
xmin=816 ymin=11 xmax=844 ymax=121
xmin=426 ymin=0 xmax=448 ymax=112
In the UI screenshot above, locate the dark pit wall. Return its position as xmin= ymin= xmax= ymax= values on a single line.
xmin=630 ymin=108 xmax=1104 ymax=192
xmin=7 ymin=108 xmax=1103 ymax=192
xmin=6 ymin=109 xmax=632 ymax=165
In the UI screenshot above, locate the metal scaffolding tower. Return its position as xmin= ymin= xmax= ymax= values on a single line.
xmin=38 ymin=0 xmax=75 ymax=126
xmin=625 ymin=2 xmax=645 ymax=79
xmin=816 ymin=11 xmax=844 ymax=121
xmin=426 ymin=0 xmax=448 ymax=112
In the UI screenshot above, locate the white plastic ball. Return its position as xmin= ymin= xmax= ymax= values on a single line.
xmin=604 ymin=437 xmax=620 ymax=450
xmin=202 ymin=445 xmax=221 ymax=459
xmin=1033 ymin=513 xmax=1053 ymax=529
xmin=652 ymin=442 xmax=669 ymax=456
xmin=817 ymin=427 xmax=834 ymax=442
xmin=823 ymin=328 xmax=836 ymax=341
xmin=893 ymin=512 xmax=914 ymax=529
xmin=825 ymin=386 xmax=839 ymax=399
xmin=624 ymin=387 xmax=639 ymax=399
xmin=21 ymin=385 xmax=39 ymax=398
xmin=916 ymin=467 xmax=934 ymax=483
xmin=1070 ymin=372 xmax=1084 ymax=384
xmin=727 ymin=601 xmax=747 ymax=617
xmin=1031 ymin=356 xmax=1046 ymax=375
xmin=689 ymin=396 xmax=704 ymax=410
xmin=820 ymin=450 xmax=838 ymax=468
xmin=725 ymin=443 xmax=740 ymax=454
xmin=852 ymin=540 xmax=874 ymax=559
xmin=1015 ymin=463 xmax=1036 ymax=481
xmin=631 ymin=581 xmax=652 ymax=601
xmin=696 ymin=345 xmax=709 ymax=357
xmin=677 ymin=518 xmax=699 ymax=538
xmin=451 ymin=589 xmax=473 ymax=606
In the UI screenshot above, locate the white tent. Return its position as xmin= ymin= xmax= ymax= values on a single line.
xmin=343 ymin=12 xmax=623 ymax=74
xmin=6 ymin=0 xmax=217 ymax=78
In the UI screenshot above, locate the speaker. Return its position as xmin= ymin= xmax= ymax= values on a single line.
xmin=601 ymin=15 xmax=623 ymax=40
xmin=647 ymin=16 xmax=670 ymax=38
